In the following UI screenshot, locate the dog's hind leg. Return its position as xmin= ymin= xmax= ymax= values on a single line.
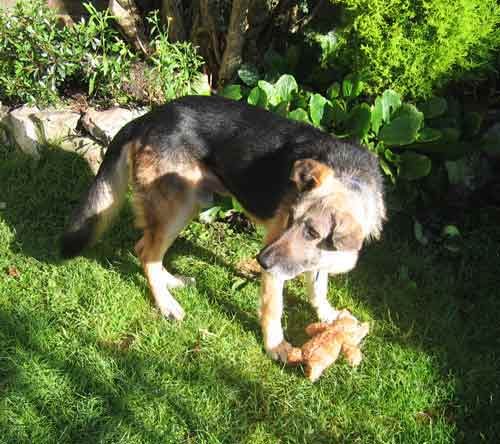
xmin=305 ymin=270 xmax=339 ymax=323
xmin=134 ymin=170 xmax=201 ymax=320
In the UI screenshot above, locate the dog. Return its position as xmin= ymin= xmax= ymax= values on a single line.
xmin=61 ymin=95 xmax=386 ymax=362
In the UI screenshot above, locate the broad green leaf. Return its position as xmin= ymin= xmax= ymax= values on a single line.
xmin=309 ymin=93 xmax=329 ymax=127
xmin=399 ymin=152 xmax=432 ymax=180
xmin=342 ymin=73 xmax=363 ymax=98
xmin=379 ymin=104 xmax=423 ymax=146
xmin=330 ymin=99 xmax=348 ymax=125
xmin=442 ymin=225 xmax=461 ymax=238
xmin=288 ymin=108 xmax=311 ymax=124
xmin=417 ymin=127 xmax=442 ymax=143
xmin=342 ymin=76 xmax=353 ymax=98
xmin=347 ymin=103 xmax=371 ymax=139
xmin=221 ymin=84 xmax=242 ymax=100
xmin=275 ymin=74 xmax=298 ymax=104
xmin=378 ymin=157 xmax=396 ymax=183
xmin=238 ymin=63 xmax=259 ymax=87
xmin=191 ymin=73 xmax=211 ymax=96
xmin=258 ymin=80 xmax=278 ymax=106
xmin=327 ymin=82 xmax=341 ymax=100
xmin=380 ymin=89 xmax=402 ymax=122
xmin=274 ymin=101 xmax=288 ymax=117
xmin=418 ymin=96 xmax=447 ymax=119
xmin=371 ymin=97 xmax=384 ymax=134
xmin=247 ymin=87 xmax=261 ymax=106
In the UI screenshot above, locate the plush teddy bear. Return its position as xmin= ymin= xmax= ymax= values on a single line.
xmin=287 ymin=310 xmax=370 ymax=382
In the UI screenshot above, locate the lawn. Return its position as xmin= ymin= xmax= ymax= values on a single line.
xmin=0 ymin=144 xmax=499 ymax=444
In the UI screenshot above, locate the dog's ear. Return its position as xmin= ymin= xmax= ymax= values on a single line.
xmin=290 ymin=159 xmax=333 ymax=192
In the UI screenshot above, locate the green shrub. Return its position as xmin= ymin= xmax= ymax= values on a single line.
xmin=0 ymin=0 xmax=79 ymax=104
xmin=319 ymin=0 xmax=500 ymax=98
xmin=0 ymin=1 xmax=206 ymax=106
xmin=145 ymin=11 xmax=206 ymax=102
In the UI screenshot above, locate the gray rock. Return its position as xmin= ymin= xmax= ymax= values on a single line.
xmin=3 ymin=106 xmax=81 ymax=157
xmin=0 ymin=102 xmax=10 ymax=144
xmin=5 ymin=106 xmax=41 ymax=157
xmin=82 ymin=106 xmax=148 ymax=145
xmin=31 ymin=108 xmax=81 ymax=144
xmin=59 ymin=136 xmax=105 ymax=174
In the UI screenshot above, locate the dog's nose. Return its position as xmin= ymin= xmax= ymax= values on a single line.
xmin=256 ymin=250 xmax=272 ymax=270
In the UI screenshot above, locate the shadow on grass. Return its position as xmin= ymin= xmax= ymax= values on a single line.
xmin=1 ymin=145 xmax=499 ymax=442
xmin=0 ymin=306 xmax=339 ymax=443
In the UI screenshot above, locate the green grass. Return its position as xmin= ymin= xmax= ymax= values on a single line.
xmin=0 ymin=144 xmax=499 ymax=444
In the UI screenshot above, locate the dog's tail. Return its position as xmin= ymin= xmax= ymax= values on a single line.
xmin=60 ymin=129 xmax=133 ymax=259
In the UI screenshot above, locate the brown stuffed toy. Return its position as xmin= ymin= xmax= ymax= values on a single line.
xmin=287 ymin=310 xmax=370 ymax=382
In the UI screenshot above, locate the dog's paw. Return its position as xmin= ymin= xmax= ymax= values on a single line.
xmin=317 ymin=305 xmax=340 ymax=323
xmin=266 ymin=340 xmax=293 ymax=363
xmin=165 ymin=273 xmax=196 ymax=289
xmin=158 ymin=298 xmax=185 ymax=321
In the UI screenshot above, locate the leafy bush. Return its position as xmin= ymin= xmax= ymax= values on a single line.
xmin=0 ymin=0 xmax=79 ymax=104
xmin=145 ymin=11 xmax=206 ymax=102
xmin=69 ymin=2 xmax=137 ymax=102
xmin=223 ymin=68 xmax=488 ymax=189
xmin=315 ymin=0 xmax=500 ymax=98
xmin=0 ymin=1 xmax=206 ymax=106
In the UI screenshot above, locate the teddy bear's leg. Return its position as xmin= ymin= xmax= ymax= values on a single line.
xmin=306 ymin=344 xmax=342 ymax=382
xmin=342 ymin=344 xmax=363 ymax=366
xmin=306 ymin=271 xmax=339 ymax=322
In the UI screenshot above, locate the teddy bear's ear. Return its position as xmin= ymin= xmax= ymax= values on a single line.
xmin=305 ymin=322 xmax=329 ymax=337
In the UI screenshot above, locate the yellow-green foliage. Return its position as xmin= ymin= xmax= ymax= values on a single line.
xmin=331 ymin=0 xmax=500 ymax=98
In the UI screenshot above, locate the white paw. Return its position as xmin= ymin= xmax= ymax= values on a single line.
xmin=165 ymin=273 xmax=196 ymax=289
xmin=158 ymin=298 xmax=185 ymax=321
xmin=317 ymin=305 xmax=340 ymax=323
xmin=266 ymin=340 xmax=293 ymax=363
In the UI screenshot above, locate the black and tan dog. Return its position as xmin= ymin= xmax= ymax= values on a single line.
xmin=61 ymin=95 xmax=386 ymax=362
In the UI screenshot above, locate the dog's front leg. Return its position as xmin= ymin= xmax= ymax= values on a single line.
xmin=305 ymin=271 xmax=339 ymax=323
xmin=259 ymin=271 xmax=292 ymax=362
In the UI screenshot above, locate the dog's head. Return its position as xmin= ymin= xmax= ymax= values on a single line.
xmin=257 ymin=158 xmax=385 ymax=280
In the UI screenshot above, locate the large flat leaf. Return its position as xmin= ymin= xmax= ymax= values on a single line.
xmin=347 ymin=103 xmax=371 ymax=139
xmin=238 ymin=64 xmax=259 ymax=87
xmin=398 ymin=152 xmax=432 ymax=180
xmin=371 ymin=97 xmax=383 ymax=134
xmin=257 ymin=80 xmax=278 ymax=106
xmin=379 ymin=104 xmax=423 ymax=146
xmin=221 ymin=84 xmax=242 ymax=101
xmin=275 ymin=74 xmax=298 ymax=104
xmin=380 ymin=89 xmax=402 ymax=122
xmin=309 ymin=93 xmax=329 ymax=128
xmin=288 ymin=108 xmax=311 ymax=125
xmin=418 ymin=96 xmax=447 ymax=119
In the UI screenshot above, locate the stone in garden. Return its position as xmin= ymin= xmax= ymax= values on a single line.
xmin=82 ymin=107 xmax=148 ymax=145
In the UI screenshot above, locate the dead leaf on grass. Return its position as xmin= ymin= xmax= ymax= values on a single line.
xmin=6 ymin=266 xmax=20 ymax=278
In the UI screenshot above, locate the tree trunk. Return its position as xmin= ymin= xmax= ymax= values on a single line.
xmin=109 ymin=0 xmax=149 ymax=54
xmin=161 ymin=0 xmax=186 ymax=42
xmin=218 ymin=0 xmax=250 ymax=86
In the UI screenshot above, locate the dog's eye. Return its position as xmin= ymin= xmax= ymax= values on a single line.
xmin=304 ymin=224 xmax=320 ymax=241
